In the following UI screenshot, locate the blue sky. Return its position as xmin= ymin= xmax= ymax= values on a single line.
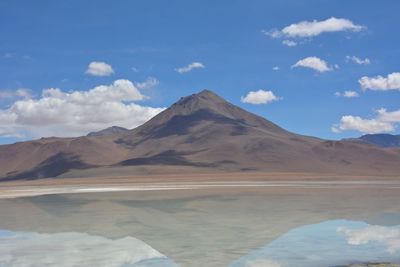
xmin=0 ymin=0 xmax=399 ymax=144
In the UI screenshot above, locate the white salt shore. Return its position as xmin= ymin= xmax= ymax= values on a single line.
xmin=1 ymin=180 xmax=400 ymax=199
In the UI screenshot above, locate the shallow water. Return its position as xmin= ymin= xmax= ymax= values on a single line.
xmin=0 ymin=185 xmax=399 ymax=266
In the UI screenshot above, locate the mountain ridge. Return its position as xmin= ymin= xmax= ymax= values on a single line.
xmin=0 ymin=90 xmax=399 ymax=180
xmin=87 ymin=126 xmax=129 ymax=137
xmin=344 ymin=134 xmax=400 ymax=148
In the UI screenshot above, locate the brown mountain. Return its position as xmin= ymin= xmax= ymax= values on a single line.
xmin=87 ymin=126 xmax=129 ymax=137
xmin=1 ymin=90 xmax=400 ymax=180
xmin=344 ymin=134 xmax=400 ymax=148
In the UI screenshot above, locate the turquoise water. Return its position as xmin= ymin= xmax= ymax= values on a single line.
xmin=0 ymin=186 xmax=399 ymax=266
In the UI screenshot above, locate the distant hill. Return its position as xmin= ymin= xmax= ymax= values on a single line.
xmin=1 ymin=90 xmax=400 ymax=180
xmin=87 ymin=126 xmax=129 ymax=137
xmin=358 ymin=134 xmax=400 ymax=148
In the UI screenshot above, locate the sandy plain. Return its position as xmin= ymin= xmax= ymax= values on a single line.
xmin=1 ymin=171 xmax=400 ymax=199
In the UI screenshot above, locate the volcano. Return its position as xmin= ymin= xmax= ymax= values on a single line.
xmin=1 ymin=90 xmax=399 ymax=180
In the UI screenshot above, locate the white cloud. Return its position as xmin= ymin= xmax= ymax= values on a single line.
xmin=0 ymin=112 xmax=21 ymax=138
xmin=343 ymin=91 xmax=359 ymax=98
xmin=282 ymin=40 xmax=297 ymax=47
xmin=15 ymin=88 xmax=32 ymax=99
xmin=2 ymin=53 xmax=32 ymax=60
xmin=332 ymin=107 xmax=400 ymax=134
xmin=0 ymin=88 xmax=31 ymax=100
xmin=292 ymin=57 xmax=333 ymax=72
xmin=241 ymin=90 xmax=280 ymax=105
xmin=175 ymin=62 xmax=205 ymax=74
xmin=332 ymin=115 xmax=394 ymax=134
xmin=272 ymin=66 xmax=280 ymax=71
xmin=346 ymin=55 xmax=371 ymax=65
xmin=0 ymin=230 xmax=176 ymax=267
xmin=335 ymin=91 xmax=359 ymax=98
xmin=262 ymin=29 xmax=280 ymax=39
xmin=359 ymin=72 xmax=400 ymax=91
xmin=0 ymin=79 xmax=165 ymax=138
xmin=266 ymin=17 xmax=364 ymax=39
xmin=0 ymin=128 xmax=23 ymax=138
xmin=376 ymin=108 xmax=400 ymax=123
xmin=338 ymin=225 xmax=400 ymax=254
xmin=86 ymin=61 xmax=114 ymax=76
xmin=135 ymin=77 xmax=159 ymax=89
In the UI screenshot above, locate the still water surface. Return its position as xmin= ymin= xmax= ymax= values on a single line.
xmin=0 ymin=184 xmax=399 ymax=266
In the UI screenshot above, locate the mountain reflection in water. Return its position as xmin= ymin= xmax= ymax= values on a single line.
xmin=0 ymin=220 xmax=398 ymax=267
xmin=0 ymin=186 xmax=400 ymax=266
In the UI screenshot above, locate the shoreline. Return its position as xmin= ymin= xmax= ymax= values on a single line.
xmin=1 ymin=174 xmax=400 ymax=199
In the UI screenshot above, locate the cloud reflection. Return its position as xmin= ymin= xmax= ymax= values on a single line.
xmin=0 ymin=230 xmax=178 ymax=267
xmin=230 ymin=220 xmax=400 ymax=267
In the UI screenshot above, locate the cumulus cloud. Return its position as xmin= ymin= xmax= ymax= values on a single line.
xmin=282 ymin=40 xmax=297 ymax=47
xmin=338 ymin=225 xmax=400 ymax=254
xmin=376 ymin=108 xmax=400 ymax=123
xmin=86 ymin=61 xmax=115 ymax=76
xmin=272 ymin=66 xmax=280 ymax=71
xmin=265 ymin=17 xmax=364 ymax=39
xmin=359 ymin=72 xmax=400 ymax=91
xmin=15 ymin=88 xmax=32 ymax=99
xmin=0 ymin=230 xmax=177 ymax=267
xmin=0 ymin=79 xmax=165 ymax=138
xmin=346 ymin=56 xmax=371 ymax=65
xmin=335 ymin=91 xmax=359 ymax=98
xmin=332 ymin=107 xmax=400 ymax=134
xmin=0 ymin=88 xmax=32 ymax=100
xmin=0 ymin=128 xmax=23 ymax=138
xmin=332 ymin=115 xmax=394 ymax=134
xmin=175 ymin=62 xmax=205 ymax=74
xmin=292 ymin=57 xmax=333 ymax=72
xmin=0 ymin=112 xmax=21 ymax=137
xmin=241 ymin=90 xmax=280 ymax=105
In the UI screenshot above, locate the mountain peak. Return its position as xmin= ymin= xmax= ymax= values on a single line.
xmin=168 ymin=90 xmax=241 ymax=119
xmin=197 ymin=89 xmax=218 ymax=97
xmin=127 ymin=89 xmax=289 ymax=139
xmin=197 ymin=89 xmax=212 ymax=94
xmin=174 ymin=89 xmax=225 ymax=108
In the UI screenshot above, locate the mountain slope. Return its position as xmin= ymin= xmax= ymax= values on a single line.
xmin=1 ymin=90 xmax=400 ymax=180
xmin=114 ymin=90 xmax=400 ymax=175
xmin=87 ymin=126 xmax=129 ymax=137
xmin=0 ymin=135 xmax=129 ymax=180
xmin=357 ymin=134 xmax=400 ymax=148
xmin=115 ymin=90 xmax=320 ymax=171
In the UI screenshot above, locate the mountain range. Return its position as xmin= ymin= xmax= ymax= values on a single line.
xmin=1 ymin=90 xmax=399 ymax=180
xmin=345 ymin=134 xmax=400 ymax=148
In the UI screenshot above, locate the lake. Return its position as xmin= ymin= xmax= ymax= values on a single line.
xmin=0 ymin=182 xmax=399 ymax=266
